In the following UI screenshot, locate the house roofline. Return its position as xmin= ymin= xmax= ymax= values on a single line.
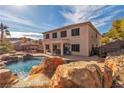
xmin=42 ymin=22 xmax=102 ymax=36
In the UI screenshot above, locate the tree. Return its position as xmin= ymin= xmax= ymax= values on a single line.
xmin=101 ymin=37 xmax=109 ymax=45
xmin=101 ymin=17 xmax=124 ymax=45
xmin=0 ymin=23 xmax=13 ymax=54
xmin=0 ymin=23 xmax=10 ymax=42
xmin=0 ymin=39 xmax=14 ymax=54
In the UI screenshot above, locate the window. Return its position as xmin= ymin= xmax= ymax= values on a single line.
xmin=45 ymin=34 xmax=49 ymax=39
xmin=71 ymin=28 xmax=80 ymax=36
xmin=45 ymin=44 xmax=50 ymax=52
xmin=45 ymin=44 xmax=49 ymax=49
xmin=71 ymin=44 xmax=80 ymax=52
xmin=52 ymin=32 xmax=57 ymax=38
xmin=61 ymin=31 xmax=67 ymax=37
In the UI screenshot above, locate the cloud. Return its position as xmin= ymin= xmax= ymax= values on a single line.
xmin=60 ymin=5 xmax=105 ymax=24
xmin=10 ymin=31 xmax=42 ymax=40
xmin=60 ymin=5 xmax=124 ymax=28
xmin=0 ymin=10 xmax=54 ymax=31
xmin=92 ymin=15 xmax=113 ymax=27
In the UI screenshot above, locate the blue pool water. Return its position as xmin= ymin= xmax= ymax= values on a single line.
xmin=6 ymin=57 xmax=44 ymax=79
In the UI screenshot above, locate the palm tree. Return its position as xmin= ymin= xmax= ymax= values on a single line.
xmin=0 ymin=23 xmax=10 ymax=42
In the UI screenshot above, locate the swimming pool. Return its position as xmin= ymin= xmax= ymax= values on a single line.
xmin=6 ymin=57 xmax=44 ymax=79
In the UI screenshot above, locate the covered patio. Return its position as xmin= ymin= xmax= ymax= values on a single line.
xmin=43 ymin=38 xmax=71 ymax=56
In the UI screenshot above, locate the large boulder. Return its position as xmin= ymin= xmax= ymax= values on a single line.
xmin=16 ymin=57 xmax=65 ymax=88
xmin=105 ymin=55 xmax=124 ymax=87
xmin=101 ymin=66 xmax=113 ymax=87
xmin=0 ymin=69 xmax=12 ymax=87
xmin=42 ymin=57 xmax=64 ymax=71
xmin=0 ymin=69 xmax=18 ymax=87
xmin=49 ymin=62 xmax=112 ymax=88
xmin=105 ymin=55 xmax=124 ymax=77
xmin=29 ymin=57 xmax=64 ymax=78
xmin=1 ymin=56 xmax=10 ymax=61
xmin=105 ymin=56 xmax=119 ymax=76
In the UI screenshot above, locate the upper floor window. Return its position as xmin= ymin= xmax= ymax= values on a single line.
xmin=71 ymin=44 xmax=80 ymax=52
xmin=61 ymin=31 xmax=67 ymax=38
xmin=71 ymin=28 xmax=80 ymax=36
xmin=45 ymin=34 xmax=49 ymax=39
xmin=52 ymin=32 xmax=57 ymax=38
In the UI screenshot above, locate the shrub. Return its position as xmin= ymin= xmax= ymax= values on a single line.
xmin=0 ymin=40 xmax=14 ymax=54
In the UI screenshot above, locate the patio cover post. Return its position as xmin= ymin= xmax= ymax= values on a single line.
xmin=60 ymin=42 xmax=63 ymax=56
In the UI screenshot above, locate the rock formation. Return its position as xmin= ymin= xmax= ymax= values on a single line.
xmin=12 ymin=57 xmax=65 ymax=88
xmin=49 ymin=62 xmax=113 ymax=88
xmin=12 ymin=73 xmax=50 ymax=88
xmin=23 ymin=53 xmax=33 ymax=60
xmin=0 ymin=56 xmax=116 ymax=88
xmin=0 ymin=69 xmax=18 ymax=87
xmin=30 ymin=57 xmax=64 ymax=78
xmin=105 ymin=54 xmax=124 ymax=87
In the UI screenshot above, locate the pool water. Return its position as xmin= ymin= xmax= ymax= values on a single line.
xmin=6 ymin=57 xmax=44 ymax=79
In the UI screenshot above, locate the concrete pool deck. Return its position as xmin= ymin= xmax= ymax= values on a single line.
xmin=32 ymin=53 xmax=103 ymax=62
xmin=0 ymin=52 xmax=103 ymax=64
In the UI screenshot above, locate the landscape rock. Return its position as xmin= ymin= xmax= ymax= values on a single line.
xmin=105 ymin=53 xmax=124 ymax=87
xmin=101 ymin=66 xmax=113 ymax=87
xmin=49 ymin=62 xmax=113 ymax=88
xmin=14 ymin=57 xmax=65 ymax=88
xmin=23 ymin=53 xmax=33 ymax=60
xmin=1 ymin=55 xmax=19 ymax=65
xmin=0 ymin=69 xmax=12 ymax=87
xmin=0 ymin=62 xmax=6 ymax=69
xmin=0 ymin=62 xmax=5 ymax=66
xmin=0 ymin=69 xmax=19 ymax=87
xmin=105 ymin=55 xmax=124 ymax=78
xmin=12 ymin=74 xmax=50 ymax=88
xmin=29 ymin=57 xmax=64 ymax=78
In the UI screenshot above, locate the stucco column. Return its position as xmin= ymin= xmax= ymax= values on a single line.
xmin=50 ymin=43 xmax=53 ymax=55
xmin=43 ymin=42 xmax=46 ymax=53
xmin=60 ymin=42 xmax=63 ymax=56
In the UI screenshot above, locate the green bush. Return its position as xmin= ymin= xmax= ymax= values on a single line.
xmin=0 ymin=40 xmax=14 ymax=54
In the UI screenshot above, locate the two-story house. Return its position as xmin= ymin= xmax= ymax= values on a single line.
xmin=42 ymin=22 xmax=102 ymax=56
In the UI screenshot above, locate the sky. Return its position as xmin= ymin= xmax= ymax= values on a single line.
xmin=0 ymin=5 xmax=124 ymax=40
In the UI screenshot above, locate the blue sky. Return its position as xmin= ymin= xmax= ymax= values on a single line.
xmin=0 ymin=5 xmax=124 ymax=39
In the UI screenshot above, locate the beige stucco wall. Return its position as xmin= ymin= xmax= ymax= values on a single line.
xmin=87 ymin=25 xmax=102 ymax=55
xmin=69 ymin=24 xmax=89 ymax=56
xmin=43 ymin=23 xmax=101 ymax=56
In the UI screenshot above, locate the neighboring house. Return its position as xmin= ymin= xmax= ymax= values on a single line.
xmin=13 ymin=38 xmax=43 ymax=53
xmin=9 ymin=38 xmax=20 ymax=43
xmin=42 ymin=22 xmax=102 ymax=56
